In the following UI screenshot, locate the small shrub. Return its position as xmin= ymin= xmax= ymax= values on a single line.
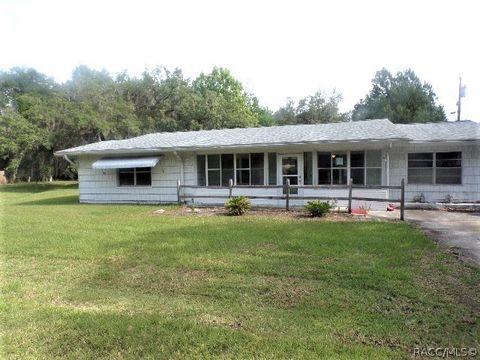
xmin=413 ymin=193 xmax=426 ymax=203
xmin=304 ymin=200 xmax=332 ymax=217
xmin=358 ymin=203 xmax=372 ymax=213
xmin=225 ymin=196 xmax=251 ymax=216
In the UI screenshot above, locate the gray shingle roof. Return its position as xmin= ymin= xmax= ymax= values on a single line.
xmin=395 ymin=120 xmax=480 ymax=142
xmin=55 ymin=119 xmax=479 ymax=156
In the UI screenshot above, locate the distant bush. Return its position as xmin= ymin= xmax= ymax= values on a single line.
xmin=304 ymin=200 xmax=332 ymax=217
xmin=225 ymin=196 xmax=251 ymax=216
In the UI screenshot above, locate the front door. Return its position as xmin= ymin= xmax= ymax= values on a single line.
xmin=278 ymin=154 xmax=303 ymax=194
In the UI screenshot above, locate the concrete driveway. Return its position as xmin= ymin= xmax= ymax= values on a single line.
xmin=403 ymin=210 xmax=480 ymax=266
xmin=372 ymin=209 xmax=480 ymax=266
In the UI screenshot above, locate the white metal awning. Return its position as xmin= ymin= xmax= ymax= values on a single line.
xmin=92 ymin=156 xmax=161 ymax=169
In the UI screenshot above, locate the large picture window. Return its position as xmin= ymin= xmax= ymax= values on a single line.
xmin=318 ymin=152 xmax=348 ymax=185
xmin=197 ymin=153 xmax=264 ymax=186
xmin=408 ymin=152 xmax=461 ymax=184
xmin=236 ymin=153 xmax=264 ymax=185
xmin=118 ymin=167 xmax=151 ymax=186
xmin=351 ymin=150 xmax=382 ymax=185
xmin=206 ymin=154 xmax=234 ymax=186
xmin=318 ymin=151 xmax=382 ymax=185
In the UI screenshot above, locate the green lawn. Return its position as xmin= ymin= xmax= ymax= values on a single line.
xmin=0 ymin=182 xmax=479 ymax=359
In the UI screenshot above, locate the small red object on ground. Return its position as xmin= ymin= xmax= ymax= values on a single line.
xmin=387 ymin=203 xmax=396 ymax=212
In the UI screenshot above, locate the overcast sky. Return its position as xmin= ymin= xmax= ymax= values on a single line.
xmin=1 ymin=0 xmax=478 ymax=121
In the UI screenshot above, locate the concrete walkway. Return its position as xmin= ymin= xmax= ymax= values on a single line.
xmin=372 ymin=210 xmax=480 ymax=266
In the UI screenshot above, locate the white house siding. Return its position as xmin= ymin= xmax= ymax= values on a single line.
xmin=388 ymin=143 xmax=480 ymax=203
xmin=78 ymin=153 xmax=195 ymax=204
xmin=76 ymin=142 xmax=479 ymax=206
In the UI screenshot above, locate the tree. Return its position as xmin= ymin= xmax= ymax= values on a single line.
xmin=193 ymin=67 xmax=258 ymax=129
xmin=352 ymin=68 xmax=446 ymax=123
xmin=0 ymin=109 xmax=46 ymax=181
xmin=274 ymin=90 xmax=347 ymax=125
xmin=0 ymin=65 xmax=275 ymax=181
xmin=65 ymin=65 xmax=140 ymax=142
xmin=118 ymin=67 xmax=201 ymax=132
xmin=247 ymin=95 xmax=276 ymax=126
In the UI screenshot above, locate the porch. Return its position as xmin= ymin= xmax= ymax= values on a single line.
xmin=177 ymin=179 xmax=405 ymax=220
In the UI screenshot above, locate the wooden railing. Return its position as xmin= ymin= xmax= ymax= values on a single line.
xmin=177 ymin=178 xmax=405 ymax=220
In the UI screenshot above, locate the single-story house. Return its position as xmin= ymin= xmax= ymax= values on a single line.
xmin=55 ymin=119 xmax=480 ymax=208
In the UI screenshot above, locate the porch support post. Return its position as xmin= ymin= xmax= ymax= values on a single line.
xmin=400 ymin=178 xmax=405 ymax=221
xmin=348 ymin=178 xmax=353 ymax=214
xmin=286 ymin=178 xmax=290 ymax=211
xmin=386 ymin=151 xmax=390 ymax=186
xmin=228 ymin=178 xmax=233 ymax=198
xmin=177 ymin=179 xmax=181 ymax=205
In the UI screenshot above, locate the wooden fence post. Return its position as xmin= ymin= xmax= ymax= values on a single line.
xmin=286 ymin=178 xmax=290 ymax=211
xmin=177 ymin=179 xmax=181 ymax=205
xmin=400 ymin=178 xmax=405 ymax=221
xmin=228 ymin=179 xmax=233 ymax=198
xmin=347 ymin=178 xmax=353 ymax=214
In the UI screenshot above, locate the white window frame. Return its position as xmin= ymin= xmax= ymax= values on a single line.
xmin=317 ymin=150 xmax=382 ymax=186
xmin=407 ymin=151 xmax=462 ymax=185
xmin=117 ymin=167 xmax=152 ymax=187
xmin=197 ymin=153 xmax=266 ymax=186
xmin=317 ymin=151 xmax=348 ymax=185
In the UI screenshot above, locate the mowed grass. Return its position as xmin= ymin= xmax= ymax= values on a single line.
xmin=0 ymin=183 xmax=479 ymax=359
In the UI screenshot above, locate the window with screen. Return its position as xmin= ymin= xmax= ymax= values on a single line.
xmin=317 ymin=152 xmax=347 ymax=185
xmin=197 ymin=153 xmax=264 ymax=186
xmin=408 ymin=152 xmax=461 ymax=184
xmin=436 ymin=152 xmax=461 ymax=184
xmin=236 ymin=153 xmax=264 ymax=185
xmin=205 ymin=154 xmax=235 ymax=186
xmin=303 ymin=152 xmax=313 ymax=185
xmin=118 ymin=167 xmax=151 ymax=186
xmin=268 ymin=152 xmax=277 ymax=185
xmin=350 ymin=150 xmax=382 ymax=185
xmin=408 ymin=153 xmax=433 ymax=184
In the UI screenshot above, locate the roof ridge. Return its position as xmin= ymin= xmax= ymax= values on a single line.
xmin=131 ymin=118 xmax=392 ymax=139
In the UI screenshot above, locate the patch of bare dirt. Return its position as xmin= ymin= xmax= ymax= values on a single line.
xmin=196 ymin=314 xmax=244 ymax=330
xmin=335 ymin=329 xmax=406 ymax=351
xmin=152 ymin=206 xmax=359 ymax=221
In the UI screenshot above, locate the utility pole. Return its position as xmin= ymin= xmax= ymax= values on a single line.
xmin=456 ymin=76 xmax=466 ymax=121
xmin=457 ymin=76 xmax=462 ymax=121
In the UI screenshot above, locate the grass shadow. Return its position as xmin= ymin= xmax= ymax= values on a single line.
xmin=0 ymin=182 xmax=78 ymax=194
xmin=19 ymin=195 xmax=80 ymax=206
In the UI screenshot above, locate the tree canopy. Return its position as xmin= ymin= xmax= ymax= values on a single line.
xmin=352 ymin=68 xmax=446 ymax=123
xmin=0 ymin=66 xmax=274 ymax=181
xmin=0 ymin=65 xmax=449 ymax=182
xmin=274 ymin=90 xmax=348 ymax=125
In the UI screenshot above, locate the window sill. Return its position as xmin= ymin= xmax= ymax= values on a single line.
xmin=406 ymin=183 xmax=463 ymax=186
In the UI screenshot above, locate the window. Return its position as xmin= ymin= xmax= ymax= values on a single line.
xmin=118 ymin=167 xmax=151 ymax=186
xmin=197 ymin=155 xmax=206 ymax=186
xmin=351 ymin=150 xmax=382 ymax=185
xmin=303 ymin=152 xmax=313 ymax=185
xmin=408 ymin=152 xmax=461 ymax=184
xmin=436 ymin=152 xmax=461 ymax=184
xmin=236 ymin=153 xmax=264 ymax=185
xmin=318 ymin=151 xmax=382 ymax=185
xmin=318 ymin=152 xmax=347 ymax=185
xmin=350 ymin=151 xmax=365 ymax=185
xmin=366 ymin=150 xmax=382 ymax=185
xmin=408 ymin=153 xmax=433 ymax=184
xmin=196 ymin=153 xmax=264 ymax=186
xmin=205 ymin=154 xmax=234 ymax=186
xmin=268 ymin=153 xmax=277 ymax=185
